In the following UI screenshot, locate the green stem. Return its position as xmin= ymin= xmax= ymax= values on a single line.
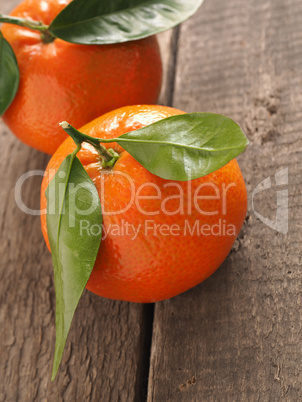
xmin=0 ymin=14 xmax=49 ymax=31
xmin=59 ymin=121 xmax=120 ymax=167
xmin=71 ymin=143 xmax=82 ymax=157
xmin=0 ymin=14 xmax=55 ymax=43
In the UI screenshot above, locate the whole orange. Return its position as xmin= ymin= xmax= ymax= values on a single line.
xmin=2 ymin=0 xmax=162 ymax=155
xmin=40 ymin=105 xmax=247 ymax=303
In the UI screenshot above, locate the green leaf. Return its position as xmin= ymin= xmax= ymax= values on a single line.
xmin=49 ymin=0 xmax=204 ymax=44
xmin=46 ymin=152 xmax=102 ymax=381
xmin=0 ymin=31 xmax=19 ymax=115
xmin=115 ymin=113 xmax=249 ymax=181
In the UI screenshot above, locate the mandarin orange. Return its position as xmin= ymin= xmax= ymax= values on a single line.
xmin=2 ymin=0 xmax=162 ymax=154
xmin=40 ymin=105 xmax=247 ymax=303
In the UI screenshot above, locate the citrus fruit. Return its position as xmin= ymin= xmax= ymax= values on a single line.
xmin=1 ymin=0 xmax=162 ymax=154
xmin=40 ymin=105 xmax=247 ymax=303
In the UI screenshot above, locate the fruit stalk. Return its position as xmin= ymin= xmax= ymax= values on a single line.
xmin=0 ymin=14 xmax=48 ymax=31
xmin=0 ymin=14 xmax=55 ymax=43
xmin=59 ymin=121 xmax=120 ymax=167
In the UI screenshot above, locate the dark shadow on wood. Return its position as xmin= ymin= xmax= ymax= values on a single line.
xmin=134 ymin=303 xmax=155 ymax=402
xmin=166 ymin=26 xmax=181 ymax=107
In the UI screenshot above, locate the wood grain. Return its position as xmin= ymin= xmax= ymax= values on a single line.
xmin=148 ymin=0 xmax=302 ymax=400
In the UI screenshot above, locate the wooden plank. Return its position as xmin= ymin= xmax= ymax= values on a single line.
xmin=148 ymin=0 xmax=302 ymax=400
xmin=0 ymin=1 xmax=171 ymax=400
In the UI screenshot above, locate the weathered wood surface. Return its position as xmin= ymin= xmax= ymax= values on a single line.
xmin=1 ymin=0 xmax=302 ymax=401
xmin=149 ymin=0 xmax=302 ymax=400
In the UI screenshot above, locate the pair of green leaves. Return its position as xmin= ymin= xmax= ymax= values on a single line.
xmin=0 ymin=0 xmax=204 ymax=115
xmin=46 ymin=112 xmax=249 ymax=380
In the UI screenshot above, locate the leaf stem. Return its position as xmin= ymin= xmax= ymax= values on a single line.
xmin=59 ymin=121 xmax=120 ymax=167
xmin=0 ymin=14 xmax=49 ymax=31
xmin=0 ymin=14 xmax=55 ymax=43
xmin=72 ymin=143 xmax=82 ymax=157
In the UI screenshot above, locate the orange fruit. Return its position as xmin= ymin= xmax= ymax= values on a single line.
xmin=40 ymin=105 xmax=247 ymax=303
xmin=2 ymin=0 xmax=162 ymax=155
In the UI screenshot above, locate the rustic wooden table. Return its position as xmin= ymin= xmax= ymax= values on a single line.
xmin=1 ymin=0 xmax=302 ymax=400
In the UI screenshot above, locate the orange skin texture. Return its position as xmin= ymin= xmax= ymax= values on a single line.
xmin=2 ymin=0 xmax=162 ymax=155
xmin=40 ymin=105 xmax=247 ymax=303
